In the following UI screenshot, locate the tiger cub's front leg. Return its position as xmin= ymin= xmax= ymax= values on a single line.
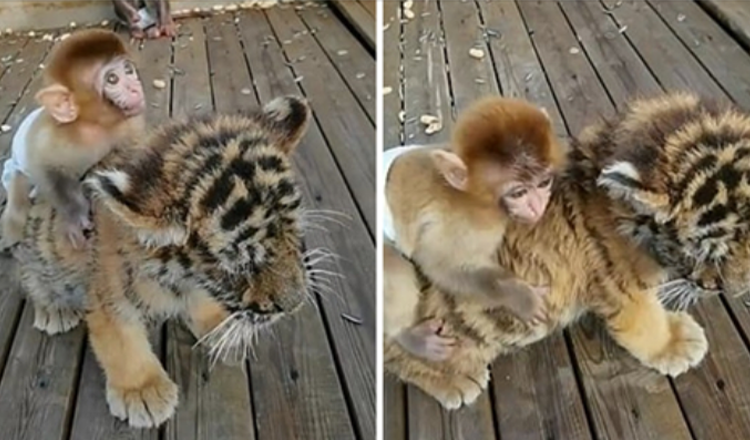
xmin=86 ymin=302 xmax=178 ymax=428
xmin=600 ymin=287 xmax=708 ymax=376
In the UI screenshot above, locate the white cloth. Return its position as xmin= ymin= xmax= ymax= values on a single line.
xmin=382 ymin=144 xmax=426 ymax=244
xmin=2 ymin=107 xmax=44 ymax=195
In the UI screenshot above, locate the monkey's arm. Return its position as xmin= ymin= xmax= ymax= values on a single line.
xmin=0 ymin=172 xmax=33 ymax=247
xmin=412 ymin=233 xmax=547 ymax=322
xmin=384 ymin=241 xmax=457 ymax=361
xmin=34 ymin=167 xmax=92 ymax=248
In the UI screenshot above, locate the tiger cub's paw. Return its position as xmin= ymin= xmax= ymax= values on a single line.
xmin=646 ymin=312 xmax=708 ymax=377
xmin=106 ymin=370 xmax=179 ymax=428
xmin=33 ymin=304 xmax=83 ymax=335
xmin=427 ymin=367 xmax=490 ymax=410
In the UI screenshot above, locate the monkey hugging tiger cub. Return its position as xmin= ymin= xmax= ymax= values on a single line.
xmin=384 ymin=91 xmax=750 ymax=409
xmin=9 ymin=95 xmax=314 ymax=428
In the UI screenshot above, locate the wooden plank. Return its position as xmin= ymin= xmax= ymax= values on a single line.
xmin=170 ymin=19 xmax=212 ymax=118
xmin=0 ymin=306 xmax=85 ymax=440
xmin=558 ymin=0 xmax=661 ymax=109
xmin=239 ymin=10 xmax=372 ymax=440
xmin=648 ymin=0 xmax=750 ymax=109
xmin=401 ymin=0 xmax=453 ymax=145
xmin=697 ymin=0 xmax=750 ymax=50
xmin=163 ymin=17 xmax=256 ymax=440
xmin=0 ymin=258 xmax=23 ymax=375
xmin=357 ymin=0 xmax=375 ymax=19
xmin=382 ymin=0 xmax=401 ymax=147
xmin=0 ymin=35 xmax=27 ymax=81
xmin=298 ymin=5 xmax=376 ymax=122
xmin=492 ymin=334 xmax=593 ymax=440
xmin=600 ymin=0 xmax=726 ymax=101
xmin=0 ymin=38 xmax=51 ymax=132
xmin=477 ymin=3 xmax=594 ymax=439
xmin=266 ymin=7 xmax=376 ymax=235
xmin=384 ymin=376 xmax=406 ymax=440
xmin=439 ymin=0 xmax=499 ymax=113
xmin=516 ymin=0 xmax=615 ymax=134
xmin=329 ymin=0 xmax=375 ymax=52
xmin=670 ymin=298 xmax=750 ymax=440
xmin=205 ymin=14 xmax=256 ymax=114
xmin=68 ymin=35 xmax=171 ymax=440
xmin=478 ymin=0 xmax=566 ymax=137
xmin=516 ymin=2 xmax=693 ymax=439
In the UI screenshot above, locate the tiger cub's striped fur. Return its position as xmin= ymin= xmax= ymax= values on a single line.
xmin=13 ymin=96 xmax=313 ymax=428
xmin=594 ymin=92 xmax=750 ymax=308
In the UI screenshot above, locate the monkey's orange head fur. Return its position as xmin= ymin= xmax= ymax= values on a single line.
xmin=44 ymin=29 xmax=130 ymax=91
xmin=453 ymin=96 xmax=564 ymax=195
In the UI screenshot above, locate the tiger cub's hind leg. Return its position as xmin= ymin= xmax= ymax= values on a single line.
xmin=21 ymin=274 xmax=84 ymax=335
xmin=387 ymin=351 xmax=491 ymax=410
xmin=601 ymin=288 xmax=708 ymax=376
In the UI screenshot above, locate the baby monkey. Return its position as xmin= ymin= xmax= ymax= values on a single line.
xmin=0 ymin=29 xmax=146 ymax=250
xmin=383 ymin=96 xmax=564 ymax=361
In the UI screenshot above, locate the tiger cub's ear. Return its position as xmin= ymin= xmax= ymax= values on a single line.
xmin=260 ymin=95 xmax=311 ymax=155
xmin=597 ymin=160 xmax=671 ymax=221
xmin=87 ymin=169 xmax=188 ymax=248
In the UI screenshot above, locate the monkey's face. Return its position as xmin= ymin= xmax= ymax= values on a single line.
xmin=89 ymin=96 xmax=316 ymax=362
xmin=497 ymin=171 xmax=554 ymax=224
xmin=96 ymin=56 xmax=145 ymax=117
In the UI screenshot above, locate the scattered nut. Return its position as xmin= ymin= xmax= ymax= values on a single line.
xmin=69 ymin=22 xmax=77 ymax=28
xmin=101 ymin=20 xmax=110 ymax=27
xmin=404 ymin=9 xmax=415 ymax=20
xmin=404 ymin=0 xmax=414 ymax=9
xmin=59 ymin=33 xmax=71 ymax=41
xmin=383 ymin=86 xmax=393 ymax=95
xmin=27 ymin=31 xmax=35 ymax=37
xmin=425 ymin=120 xmax=442 ymax=135
xmin=226 ymin=4 xmax=239 ymax=12
xmin=337 ymin=49 xmax=349 ymax=56
xmin=0 ymin=125 xmax=11 ymax=133
xmin=398 ymin=110 xmax=405 ymax=123
xmin=42 ymin=34 xmax=53 ymax=41
xmin=469 ymin=48 xmax=485 ymax=59
xmin=420 ymin=114 xmax=439 ymax=125
xmin=618 ymin=25 xmax=627 ymax=33
xmin=677 ymin=13 xmax=686 ymax=22
xmin=153 ymin=79 xmax=167 ymax=89
xmin=569 ymin=47 xmax=580 ymax=54
xmin=213 ymin=5 xmax=225 ymax=11
xmin=356 ymin=72 xmax=366 ymax=79
xmin=241 ymin=87 xmax=252 ymax=95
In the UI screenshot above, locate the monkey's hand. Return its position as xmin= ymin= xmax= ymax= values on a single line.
xmin=494 ymin=279 xmax=550 ymax=325
xmin=60 ymin=197 xmax=93 ymax=250
xmin=64 ymin=214 xmax=93 ymax=250
xmin=396 ymin=319 xmax=457 ymax=362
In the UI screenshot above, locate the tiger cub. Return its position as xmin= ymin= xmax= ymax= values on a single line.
xmin=13 ymin=96 xmax=314 ymax=428
xmin=593 ymin=91 xmax=750 ymax=309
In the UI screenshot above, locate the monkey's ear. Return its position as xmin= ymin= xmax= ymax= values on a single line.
xmin=260 ymin=95 xmax=311 ymax=155
xmin=35 ymin=84 xmax=78 ymax=124
xmin=431 ymin=150 xmax=469 ymax=191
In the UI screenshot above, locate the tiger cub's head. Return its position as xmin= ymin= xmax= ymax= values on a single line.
xmin=87 ymin=96 xmax=314 ymax=356
xmin=596 ymin=93 xmax=750 ymax=305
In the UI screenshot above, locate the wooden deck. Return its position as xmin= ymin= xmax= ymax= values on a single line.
xmin=384 ymin=1 xmax=750 ymax=439
xmin=0 ymin=3 xmax=375 ymax=440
